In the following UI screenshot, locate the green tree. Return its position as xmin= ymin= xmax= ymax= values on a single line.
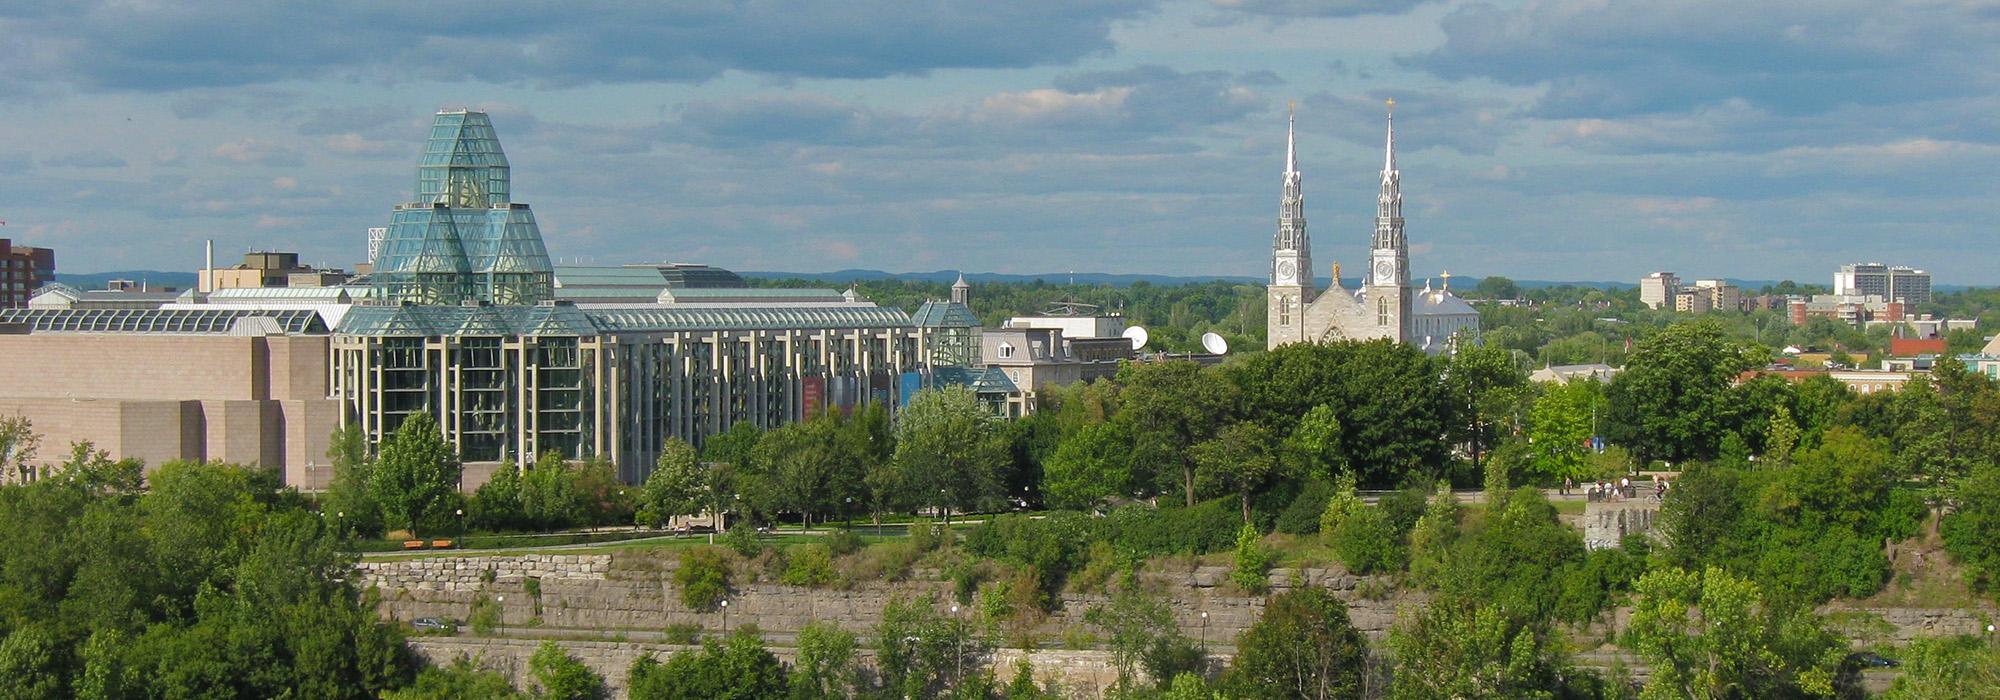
xmin=1525 ymin=381 xmax=1598 ymax=484
xmin=754 ymin=411 xmax=863 ymax=530
xmin=1879 ymin=635 xmax=2000 ymax=699
xmin=1231 ymin=340 xmax=1447 ymax=486
xmin=529 ymin=641 xmax=606 ymax=700
xmin=520 ymin=451 xmax=583 ymax=531
xmin=636 ymin=438 xmax=704 ymax=528
xmin=790 ymin=621 xmax=860 ymax=700
xmin=324 ymin=422 xmax=386 ymax=537
xmin=1283 ymin=404 xmax=1348 ymax=482
xmin=0 ymin=415 xmax=42 ymax=483
xmin=1624 ymin=567 xmax=1842 ymax=699
xmin=628 ymin=631 xmax=788 ymax=700
xmin=371 ymin=412 xmax=462 ymax=538
xmin=1447 ymin=342 xmax=1528 ymax=470
xmin=874 ymin=596 xmax=985 ymax=699
xmin=1083 ymin=579 xmax=1189 ymax=690
xmin=1943 ymin=463 xmax=2000 ymax=594
xmin=1405 ymin=484 xmax=1462 ymax=586
xmin=1041 ymin=421 xmax=1133 ymax=511
xmin=1118 ymin=359 xmax=1237 ymax=505
xmin=1224 ymin=586 xmax=1368 ymax=700
xmin=1232 ymin=523 xmax=1273 ymax=593
xmin=469 ymin=459 xmax=526 ymax=531
xmin=1765 ymin=404 xmax=1800 ymax=467
xmin=889 ymin=388 xmax=1008 ymax=524
xmin=1605 ymin=321 xmax=1763 ymax=463
xmin=1388 ymin=600 xmax=1572 ymax=699
xmin=1192 ymin=422 xmax=1279 ymax=523
xmin=383 ymin=657 xmax=527 ymax=700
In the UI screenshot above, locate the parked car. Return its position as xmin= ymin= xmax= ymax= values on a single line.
xmin=412 ymin=617 xmax=459 ymax=633
xmin=1844 ymin=651 xmax=1899 ymax=668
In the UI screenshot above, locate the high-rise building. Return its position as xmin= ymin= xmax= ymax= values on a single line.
xmin=1639 ymin=272 xmax=1679 ymax=310
xmin=1691 ymin=279 xmax=1740 ymax=311
xmin=1834 ymin=263 xmax=1931 ymax=305
xmin=0 ymin=238 xmax=55 ymax=309
xmin=1264 ymin=101 xmax=1476 ymax=354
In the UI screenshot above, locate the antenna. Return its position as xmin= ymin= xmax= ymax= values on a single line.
xmin=1123 ymin=326 xmax=1149 ymax=351
xmin=1200 ymin=332 xmax=1229 ymax=355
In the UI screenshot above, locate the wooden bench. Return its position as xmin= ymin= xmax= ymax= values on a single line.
xmin=402 ymin=540 xmax=424 ymax=550
xmin=430 ymin=539 xmax=454 ymax=549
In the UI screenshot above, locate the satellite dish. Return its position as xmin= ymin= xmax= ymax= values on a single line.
xmin=1200 ymin=332 xmax=1229 ymax=355
xmin=1123 ymin=325 xmax=1149 ymax=351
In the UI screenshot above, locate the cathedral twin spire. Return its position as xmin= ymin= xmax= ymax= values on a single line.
xmin=1272 ymin=100 xmax=1404 ymax=290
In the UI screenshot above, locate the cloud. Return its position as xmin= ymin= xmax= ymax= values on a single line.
xmin=1210 ymin=0 xmax=1428 ymax=18
xmin=1408 ymin=1 xmax=2000 ymax=120
xmin=1 ymin=1 xmax=1156 ymax=91
xmin=42 ymin=150 xmax=127 ymax=168
xmin=1301 ymin=89 xmax=1517 ymax=155
xmin=211 ymin=139 xmax=303 ymax=167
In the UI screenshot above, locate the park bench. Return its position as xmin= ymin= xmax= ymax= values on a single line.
xmin=430 ymin=539 xmax=454 ymax=549
xmin=401 ymin=540 xmax=424 ymax=550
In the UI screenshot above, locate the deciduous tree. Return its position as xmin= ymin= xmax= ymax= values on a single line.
xmin=370 ymin=412 xmax=462 ymax=538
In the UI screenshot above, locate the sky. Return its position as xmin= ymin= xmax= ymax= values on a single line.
xmin=2 ymin=1 xmax=1997 ymax=284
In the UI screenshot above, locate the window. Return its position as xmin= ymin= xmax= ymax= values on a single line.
xmin=998 ymin=342 xmax=1015 ymax=359
xmin=1377 ymin=297 xmax=1390 ymax=326
xmin=1279 ymin=295 xmax=1291 ymax=326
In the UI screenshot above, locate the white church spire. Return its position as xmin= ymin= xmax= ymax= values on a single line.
xmin=1370 ymin=98 xmax=1407 ymax=287
xmin=1286 ymin=102 xmax=1298 ymax=175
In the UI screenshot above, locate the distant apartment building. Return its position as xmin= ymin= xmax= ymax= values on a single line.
xmin=1789 ymin=295 xmax=1905 ymax=326
xmin=1640 ymin=272 xmax=1680 ymax=309
xmin=0 ymin=238 xmax=55 ymax=309
xmin=1834 ymin=263 xmax=1931 ymax=305
xmin=1691 ymin=279 xmax=1741 ymax=311
xmin=199 ymin=251 xmax=350 ymax=292
xmin=1673 ymin=289 xmax=1712 ymax=313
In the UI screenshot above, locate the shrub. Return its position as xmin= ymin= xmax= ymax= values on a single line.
xmin=1379 ymin=483 xmax=1432 ymax=537
xmin=469 ymin=594 xmax=501 ymax=636
xmin=824 ymin=529 xmax=865 ymax=556
xmin=1318 ymin=474 xmax=1364 ymax=539
xmin=722 ymin=521 xmax=763 ymax=557
xmin=1332 ymin=504 xmax=1402 ymax=574
xmin=662 ymin=622 xmax=702 ymax=645
xmin=1230 ymin=524 xmax=1272 ymax=594
xmin=675 ymin=547 xmax=731 ymax=611
xmin=1275 ymin=479 xmax=1333 ymax=535
xmin=909 ymin=519 xmax=951 ymax=552
xmin=781 ymin=544 xmax=836 ymax=588
xmin=1108 ymin=498 xmax=1241 ymax=557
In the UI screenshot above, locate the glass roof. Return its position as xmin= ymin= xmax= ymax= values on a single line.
xmin=911 ymin=300 xmax=979 ymax=328
xmin=0 ymin=308 xmax=327 ymax=334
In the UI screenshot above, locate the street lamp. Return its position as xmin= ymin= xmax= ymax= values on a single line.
xmin=455 ymin=508 xmax=464 ymax=547
xmin=950 ymin=604 xmax=964 ymax=686
xmin=720 ymin=599 xmax=730 ymax=635
xmin=1200 ymin=611 xmax=1209 ymax=653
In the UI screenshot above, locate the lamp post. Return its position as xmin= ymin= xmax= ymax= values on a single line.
xmin=455 ymin=508 xmax=464 ymax=547
xmin=950 ymin=604 xmax=963 ymax=687
xmin=720 ymin=599 xmax=730 ymax=635
xmin=1200 ymin=610 xmax=1209 ymax=653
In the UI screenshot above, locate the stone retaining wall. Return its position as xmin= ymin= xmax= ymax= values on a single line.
xmin=409 ymin=637 xmax=1136 ymax=699
xmin=366 ymin=552 xmax=1410 ymax=648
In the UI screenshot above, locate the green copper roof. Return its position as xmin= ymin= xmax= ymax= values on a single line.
xmin=335 ymin=303 xmax=914 ymax=337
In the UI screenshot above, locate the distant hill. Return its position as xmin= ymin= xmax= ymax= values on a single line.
xmin=56 ymin=271 xmax=199 ymax=292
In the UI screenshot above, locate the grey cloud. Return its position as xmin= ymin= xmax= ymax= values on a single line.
xmin=1300 ymin=89 xmax=1517 ymax=155
xmin=43 ymin=150 xmax=127 ymax=168
xmin=3 ymin=1 xmax=1155 ymax=91
xmin=1407 ymin=1 xmax=2000 ymax=120
xmin=1210 ymin=0 xmax=1428 ymax=18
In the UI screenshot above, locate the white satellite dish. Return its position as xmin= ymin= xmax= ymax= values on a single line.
xmin=1123 ymin=325 xmax=1150 ymax=351
xmin=1200 ymin=332 xmax=1229 ymax=355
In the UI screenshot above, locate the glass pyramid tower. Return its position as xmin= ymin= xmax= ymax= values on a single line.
xmin=372 ymin=110 xmax=555 ymax=305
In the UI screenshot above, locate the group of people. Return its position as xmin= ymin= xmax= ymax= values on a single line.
xmin=1564 ymin=476 xmax=1672 ymax=502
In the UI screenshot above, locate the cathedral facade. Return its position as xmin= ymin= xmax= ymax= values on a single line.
xmin=1265 ymin=105 xmax=1477 ymax=354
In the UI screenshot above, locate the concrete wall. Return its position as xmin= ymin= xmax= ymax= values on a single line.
xmin=0 ymin=333 xmax=336 ymax=479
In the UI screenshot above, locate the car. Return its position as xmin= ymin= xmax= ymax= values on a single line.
xmin=412 ymin=617 xmax=458 ymax=633
xmin=1844 ymin=651 xmax=1899 ymax=669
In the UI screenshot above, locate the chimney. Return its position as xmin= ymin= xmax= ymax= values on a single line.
xmin=202 ymin=239 xmax=214 ymax=293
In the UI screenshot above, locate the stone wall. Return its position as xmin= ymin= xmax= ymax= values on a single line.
xmin=365 ymin=551 xmax=1411 ymax=649
xmin=407 ymin=637 xmax=1136 ymax=699
xmin=1582 ymin=498 xmax=1660 ymax=550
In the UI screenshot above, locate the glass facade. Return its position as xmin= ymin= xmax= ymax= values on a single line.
xmin=373 ymin=111 xmax=554 ymax=306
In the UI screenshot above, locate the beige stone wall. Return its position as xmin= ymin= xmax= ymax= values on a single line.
xmin=0 ymin=333 xmax=335 ymax=479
